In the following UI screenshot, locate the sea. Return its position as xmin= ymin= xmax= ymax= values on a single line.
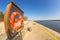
xmin=35 ymin=20 xmax=60 ymax=33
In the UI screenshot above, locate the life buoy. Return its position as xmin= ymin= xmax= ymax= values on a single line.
xmin=10 ymin=12 xmax=23 ymax=30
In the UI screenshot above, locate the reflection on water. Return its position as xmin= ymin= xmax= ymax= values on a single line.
xmin=35 ymin=20 xmax=60 ymax=33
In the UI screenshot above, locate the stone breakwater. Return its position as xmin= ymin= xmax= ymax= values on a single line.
xmin=22 ymin=21 xmax=60 ymax=40
xmin=0 ymin=21 xmax=60 ymax=40
xmin=0 ymin=22 xmax=7 ymax=40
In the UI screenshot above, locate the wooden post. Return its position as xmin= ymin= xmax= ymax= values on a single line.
xmin=4 ymin=2 xmax=24 ymax=40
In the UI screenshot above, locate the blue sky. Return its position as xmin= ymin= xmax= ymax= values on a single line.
xmin=0 ymin=0 xmax=60 ymax=20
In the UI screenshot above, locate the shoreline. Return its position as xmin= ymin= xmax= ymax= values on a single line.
xmin=0 ymin=21 xmax=60 ymax=40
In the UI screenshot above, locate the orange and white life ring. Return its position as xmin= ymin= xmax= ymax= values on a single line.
xmin=10 ymin=12 xmax=23 ymax=30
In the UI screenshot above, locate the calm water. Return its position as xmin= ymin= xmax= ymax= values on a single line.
xmin=35 ymin=20 xmax=60 ymax=33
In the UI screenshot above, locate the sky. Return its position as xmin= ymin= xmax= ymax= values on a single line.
xmin=0 ymin=0 xmax=60 ymax=20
